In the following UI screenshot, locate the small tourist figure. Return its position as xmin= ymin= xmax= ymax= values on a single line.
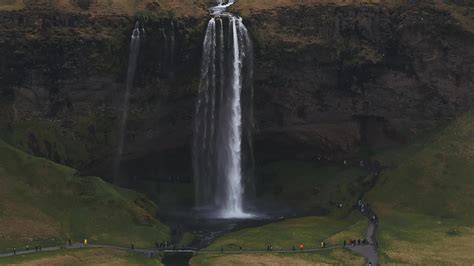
xmin=13 ymin=247 xmax=16 ymax=255
xmin=239 ymin=246 xmax=242 ymax=252
xmin=68 ymin=239 xmax=72 ymax=246
xmin=343 ymin=240 xmax=346 ymax=247
xmin=221 ymin=246 xmax=224 ymax=253
xmin=131 ymin=244 xmax=134 ymax=250
xmin=292 ymin=245 xmax=296 ymax=251
xmin=35 ymin=246 xmax=38 ymax=252
xmin=39 ymin=245 xmax=42 ymax=251
xmin=299 ymin=243 xmax=304 ymax=251
xmin=25 ymin=244 xmax=29 ymax=251
xmin=84 ymin=238 xmax=88 ymax=246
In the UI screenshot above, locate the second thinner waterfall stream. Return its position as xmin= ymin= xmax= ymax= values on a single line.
xmin=193 ymin=0 xmax=254 ymax=218
xmin=114 ymin=22 xmax=141 ymax=182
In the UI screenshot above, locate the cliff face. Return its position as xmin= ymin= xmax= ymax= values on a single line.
xmin=0 ymin=2 xmax=473 ymax=181
xmin=249 ymin=4 xmax=474 ymax=161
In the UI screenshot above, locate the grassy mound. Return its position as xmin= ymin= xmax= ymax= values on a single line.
xmin=0 ymin=139 xmax=169 ymax=253
xmin=0 ymin=248 xmax=162 ymax=265
xmin=366 ymin=110 xmax=474 ymax=264
xmin=191 ymin=215 xmax=367 ymax=265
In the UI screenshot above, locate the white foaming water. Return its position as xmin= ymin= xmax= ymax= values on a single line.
xmin=193 ymin=0 xmax=254 ymax=218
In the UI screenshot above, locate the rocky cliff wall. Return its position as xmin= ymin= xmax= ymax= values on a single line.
xmin=0 ymin=2 xmax=472 ymax=182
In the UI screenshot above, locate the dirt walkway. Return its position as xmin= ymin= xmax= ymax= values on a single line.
xmin=347 ymin=202 xmax=379 ymax=265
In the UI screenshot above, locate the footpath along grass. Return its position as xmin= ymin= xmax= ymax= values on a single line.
xmin=0 ymin=248 xmax=162 ymax=265
xmin=191 ymin=215 xmax=367 ymax=265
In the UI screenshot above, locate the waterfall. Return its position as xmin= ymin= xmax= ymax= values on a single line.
xmin=160 ymin=26 xmax=168 ymax=75
xmin=169 ymin=21 xmax=175 ymax=76
xmin=158 ymin=21 xmax=176 ymax=78
xmin=193 ymin=0 xmax=254 ymax=218
xmin=114 ymin=21 xmax=141 ymax=182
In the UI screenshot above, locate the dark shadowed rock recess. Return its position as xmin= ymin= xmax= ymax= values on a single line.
xmin=0 ymin=2 xmax=473 ymax=190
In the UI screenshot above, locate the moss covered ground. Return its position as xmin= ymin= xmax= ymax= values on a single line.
xmin=255 ymin=160 xmax=373 ymax=213
xmin=0 ymin=247 xmax=162 ymax=265
xmin=0 ymin=139 xmax=169 ymax=254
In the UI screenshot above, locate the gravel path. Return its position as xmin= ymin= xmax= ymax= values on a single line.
xmin=347 ymin=202 xmax=379 ymax=266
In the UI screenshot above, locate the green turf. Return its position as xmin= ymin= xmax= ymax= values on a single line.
xmin=178 ymin=232 xmax=195 ymax=247
xmin=0 ymin=139 xmax=169 ymax=253
xmin=365 ymin=110 xmax=474 ymax=264
xmin=191 ymin=249 xmax=365 ymax=266
xmin=367 ymin=111 xmax=474 ymax=220
xmin=0 ymin=247 xmax=162 ymax=265
xmin=191 ymin=215 xmax=367 ymax=264
xmin=203 ymin=215 xmax=365 ymax=252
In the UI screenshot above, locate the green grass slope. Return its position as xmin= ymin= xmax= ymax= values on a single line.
xmin=0 ymin=139 xmax=169 ymax=253
xmin=0 ymin=248 xmax=162 ymax=265
xmin=191 ymin=215 xmax=367 ymax=265
xmin=366 ymin=110 xmax=474 ymax=264
xmin=255 ymin=160 xmax=372 ymax=212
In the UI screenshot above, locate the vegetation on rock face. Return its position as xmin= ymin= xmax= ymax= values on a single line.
xmin=254 ymin=160 xmax=374 ymax=213
xmin=0 ymin=0 xmax=208 ymax=17
xmin=0 ymin=139 xmax=169 ymax=252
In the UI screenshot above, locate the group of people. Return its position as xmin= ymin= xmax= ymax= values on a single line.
xmin=344 ymin=239 xmax=370 ymax=247
xmin=314 ymin=154 xmax=383 ymax=177
xmin=155 ymin=241 xmax=170 ymax=249
xmin=354 ymin=200 xmax=378 ymax=225
xmin=266 ymin=244 xmax=273 ymax=251
xmin=11 ymin=244 xmax=42 ymax=255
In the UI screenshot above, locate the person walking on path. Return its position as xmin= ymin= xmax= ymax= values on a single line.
xmin=13 ymin=247 xmax=16 ymax=255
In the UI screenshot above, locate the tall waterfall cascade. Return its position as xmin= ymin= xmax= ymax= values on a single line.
xmin=193 ymin=0 xmax=254 ymax=218
xmin=114 ymin=21 xmax=141 ymax=181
